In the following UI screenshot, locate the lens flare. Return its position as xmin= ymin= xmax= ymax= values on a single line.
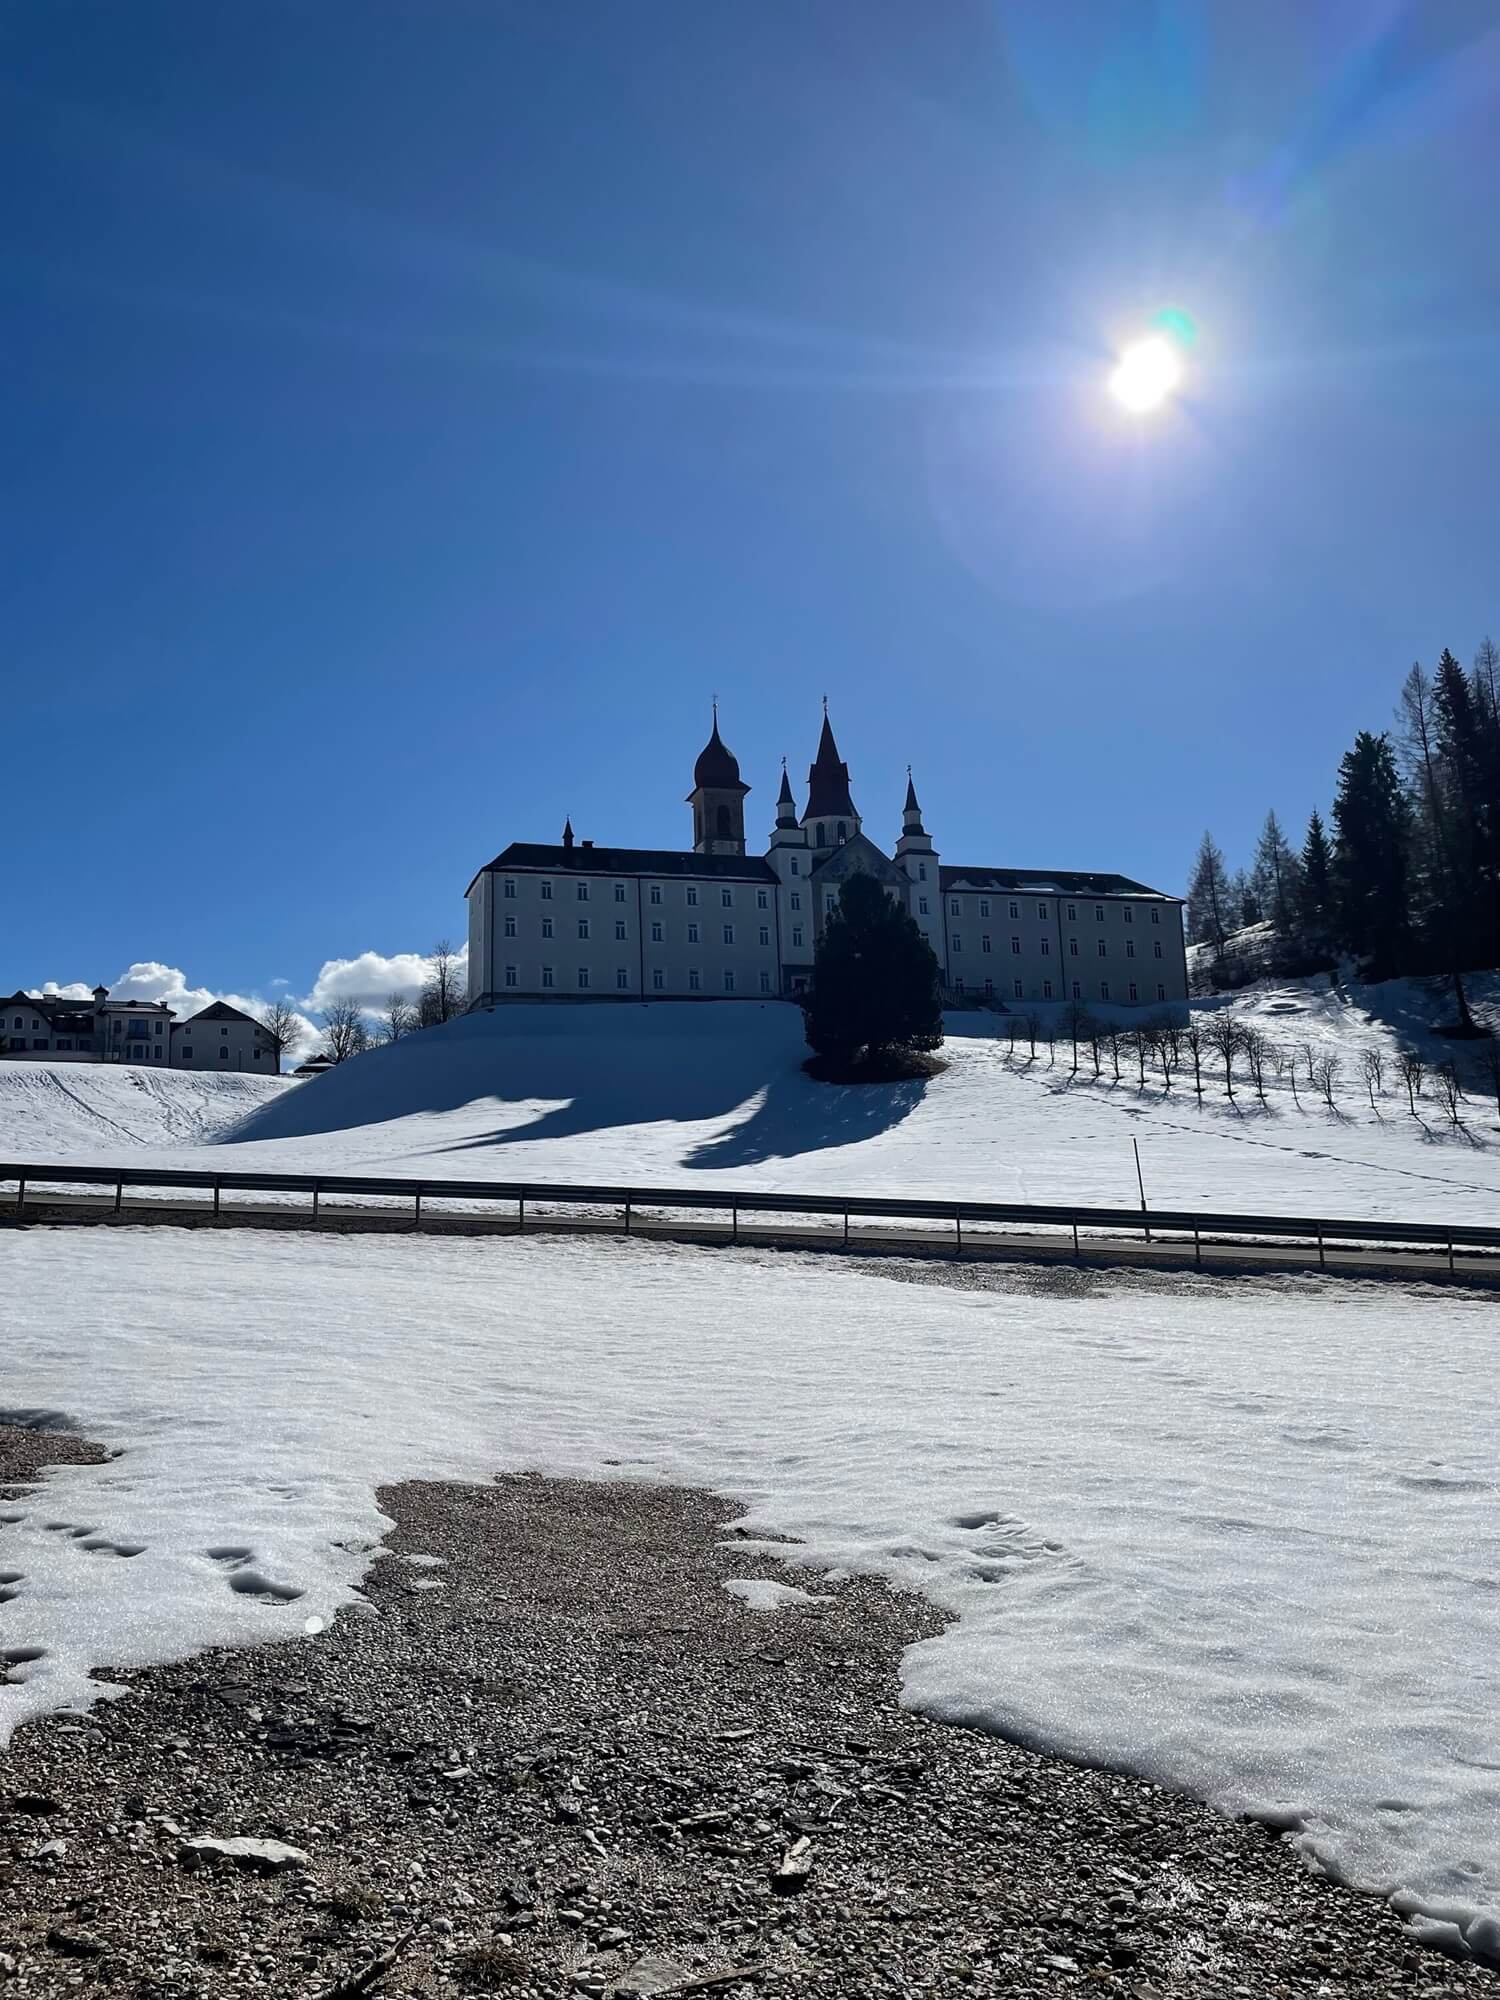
xmin=1109 ymin=336 xmax=1182 ymax=412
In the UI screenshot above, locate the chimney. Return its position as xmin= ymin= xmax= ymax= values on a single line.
xmin=580 ymin=839 xmax=593 ymax=849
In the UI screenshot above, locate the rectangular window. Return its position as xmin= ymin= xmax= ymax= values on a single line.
xmin=614 ymin=883 xmax=626 ymax=902
xmin=688 ymin=922 xmax=700 ymax=944
xmin=504 ymin=878 xmax=516 ymax=899
xmin=1009 ymin=901 xmax=1019 ymax=919
xmin=1068 ymin=937 xmax=1078 ymax=956
xmin=1095 ymin=904 xmax=1104 ymax=921
xmin=759 ymin=970 xmax=772 ymax=994
xmin=541 ymin=881 xmax=553 ymax=900
xmin=505 ymin=966 xmax=518 ymax=989
xmin=983 ymin=978 xmax=994 ymax=997
xmin=577 ymin=882 xmax=589 ymax=901
xmin=617 ymin=968 xmax=629 ymax=990
xmin=1067 ymin=904 xmax=1076 ymax=922
xmin=688 ymin=968 xmax=701 ymax=991
xmin=918 ymin=861 xmax=927 ymax=881
xmin=1040 ymin=937 xmax=1050 ymax=956
xmin=757 ymin=889 xmax=768 ymax=909
xmin=1071 ymin=980 xmax=1081 ymax=1000
xmin=722 ymin=924 xmax=734 ymax=945
xmin=252 ymin=1048 xmax=261 ymax=1060
xmin=1151 ymin=907 xmax=1161 ymax=924
xmin=1037 ymin=901 xmax=1048 ymax=919
xmin=1010 ymin=935 xmax=1021 ymax=954
xmin=723 ymin=970 xmax=735 ymax=992
xmin=578 ymin=918 xmax=590 ymax=940
xmin=578 ymin=968 xmax=590 ymax=989
xmin=504 ymin=914 xmax=516 ymax=937
xmin=952 ymin=934 xmax=962 ymax=953
xmin=1129 ymin=981 xmax=1138 ymax=1002
xmin=1124 ymin=906 xmax=1133 ymax=923
xmin=1097 ymin=939 xmax=1107 ymax=957
xmin=979 ymin=898 xmax=991 ymax=918
xmin=721 ymin=888 xmax=733 ymax=907
xmin=918 ymin=897 xmax=929 ymax=915
xmin=790 ymin=857 xmax=799 ymax=875
xmin=950 ymin=898 xmax=961 ymax=915
xmin=1043 ymin=979 xmax=1053 ymax=999
xmin=1099 ymin=980 xmax=1110 ymax=1000
xmin=1157 ymin=982 xmax=1167 ymax=1000
xmin=653 ymin=968 xmax=665 ymax=991
xmin=542 ymin=966 xmax=554 ymax=988
xmin=1126 ymin=940 xmax=1136 ymax=958
xmin=825 ymin=892 xmax=837 ymax=913
xmin=542 ymin=916 xmax=554 ymax=938
xmin=1013 ymin=978 xmax=1023 ymax=998
xmin=1153 ymin=941 xmax=1163 ymax=959
xmin=155 ymin=1020 xmax=163 ymax=1034
xmin=792 ymin=926 xmax=804 ymax=948
xmin=650 ymin=885 xmax=662 ymax=905
xmin=790 ymin=891 xmax=802 ymax=910
xmin=615 ymin=919 xmax=627 ymax=940
xmin=651 ymin=921 xmax=663 ymax=942
xmin=758 ymin=925 xmax=770 ymax=946
xmin=52 ymin=1037 xmax=70 ymax=1050
xmin=686 ymin=886 xmax=699 ymax=905
xmin=981 ymin=934 xmax=992 ymax=954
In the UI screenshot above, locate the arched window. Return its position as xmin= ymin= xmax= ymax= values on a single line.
xmin=715 ymin=803 xmax=732 ymax=837
xmin=836 ymin=820 xmax=846 ymax=842
xmin=816 ymin=822 xmax=826 ymax=846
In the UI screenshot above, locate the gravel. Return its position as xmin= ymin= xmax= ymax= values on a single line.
xmin=1 ymin=1422 xmax=1495 ymax=1997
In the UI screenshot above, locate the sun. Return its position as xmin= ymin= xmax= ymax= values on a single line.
xmin=1109 ymin=335 xmax=1182 ymax=413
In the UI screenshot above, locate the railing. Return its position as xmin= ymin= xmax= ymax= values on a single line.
xmin=2 ymin=1160 xmax=1497 ymax=1276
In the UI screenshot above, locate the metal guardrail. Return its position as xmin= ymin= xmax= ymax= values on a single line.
xmin=2 ymin=1160 xmax=1497 ymax=1273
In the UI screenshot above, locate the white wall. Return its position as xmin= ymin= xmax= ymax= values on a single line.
xmin=172 ymin=1014 xmax=278 ymax=1072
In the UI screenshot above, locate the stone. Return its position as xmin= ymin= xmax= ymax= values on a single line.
xmin=46 ymin=1928 xmax=105 ymax=1959
xmin=13 ymin=1793 xmax=62 ymax=1816
xmin=617 ymin=1955 xmax=691 ymax=1997
xmin=180 ymin=1835 xmax=309 ymax=1874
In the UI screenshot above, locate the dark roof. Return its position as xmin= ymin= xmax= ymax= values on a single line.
xmin=776 ymin=765 xmax=796 ymax=807
xmin=1 ymin=992 xmax=96 ymax=1028
xmin=804 ymin=713 xmax=856 ymax=820
xmin=691 ymin=715 xmax=748 ymax=793
xmin=940 ymin=866 xmax=1178 ymax=900
xmin=471 ymin=843 xmax=779 ymax=893
xmin=180 ymin=1001 xmax=262 ymax=1029
xmin=903 ymin=772 xmax=921 ymax=814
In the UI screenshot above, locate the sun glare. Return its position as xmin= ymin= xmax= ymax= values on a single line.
xmin=1109 ymin=335 xmax=1182 ymax=413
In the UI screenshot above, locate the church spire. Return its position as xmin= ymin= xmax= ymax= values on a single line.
xmin=562 ymin=816 xmax=575 ymax=849
xmin=775 ymin=757 xmax=797 ymax=828
xmin=902 ymin=768 xmax=926 ymax=834
xmin=804 ymin=706 xmax=856 ymax=822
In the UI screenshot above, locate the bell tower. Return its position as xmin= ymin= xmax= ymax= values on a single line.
xmin=686 ymin=706 xmax=750 ymax=855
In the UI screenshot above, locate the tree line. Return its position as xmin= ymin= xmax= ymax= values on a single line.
xmin=256 ymin=940 xmax=466 ymax=1068
xmin=1004 ymin=1001 xmax=1500 ymax=1127
xmin=1187 ymin=638 xmax=1500 ymax=1022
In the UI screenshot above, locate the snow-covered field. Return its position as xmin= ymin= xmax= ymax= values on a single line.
xmin=4 ymin=982 xmax=1499 ymax=1222
xmin=2 ymin=1227 xmax=1497 ymax=1957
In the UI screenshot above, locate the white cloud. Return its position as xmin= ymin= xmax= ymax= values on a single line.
xmin=29 ymin=963 xmax=321 ymax=1060
xmin=300 ymin=945 xmax=467 ymax=1016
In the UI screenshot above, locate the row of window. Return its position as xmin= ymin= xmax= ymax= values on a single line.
xmin=964 ymin=979 xmax=1168 ymax=1003
xmin=947 ymin=897 xmax=1161 ymax=923
xmin=504 ymin=878 xmax=773 ymax=910
xmin=504 ymin=917 xmax=775 ymax=947
xmin=502 ymin=966 xmax=775 ymax=994
xmin=951 ymin=934 xmax=1166 ymax=959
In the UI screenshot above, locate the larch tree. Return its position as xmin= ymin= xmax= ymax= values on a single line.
xmin=1185 ymin=833 xmax=1231 ymax=955
xmin=1251 ymin=810 xmax=1302 ymax=937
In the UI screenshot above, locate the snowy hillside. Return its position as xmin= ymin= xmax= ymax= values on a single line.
xmin=3 ymin=982 xmax=1500 ymax=1221
xmin=0 ymin=1061 xmax=291 ymax=1156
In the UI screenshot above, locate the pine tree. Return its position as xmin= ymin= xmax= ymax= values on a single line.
xmin=803 ymin=872 xmax=943 ymax=1073
xmin=1228 ymin=868 xmax=1260 ymax=928
xmin=1185 ymin=833 xmax=1230 ymax=954
xmin=1251 ymin=810 xmax=1302 ymax=936
xmin=1299 ymin=809 xmax=1334 ymax=940
xmin=1331 ymin=732 xmax=1411 ymax=978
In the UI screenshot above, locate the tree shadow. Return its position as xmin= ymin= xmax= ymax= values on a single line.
xmin=686 ymin=1070 xmax=928 ymax=1170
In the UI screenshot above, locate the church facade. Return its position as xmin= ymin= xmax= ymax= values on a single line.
xmin=465 ymin=712 xmax=1188 ymax=1010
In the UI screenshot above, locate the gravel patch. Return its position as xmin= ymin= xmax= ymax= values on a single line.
xmin=0 ymin=1442 xmax=1494 ymax=1997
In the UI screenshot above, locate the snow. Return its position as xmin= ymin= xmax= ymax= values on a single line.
xmin=722 ymin=1577 xmax=829 ymax=1613
xmin=2 ymin=1225 xmax=1499 ymax=1956
xmin=6 ymin=985 xmax=1499 ymax=1223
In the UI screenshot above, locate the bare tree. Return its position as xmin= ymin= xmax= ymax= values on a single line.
xmin=378 ymin=992 xmax=418 ymax=1044
xmin=1124 ymin=1028 xmax=1148 ymax=1089
xmin=1299 ymin=1041 xmax=1319 ymax=1090
xmin=1152 ymin=1017 xmax=1183 ymax=1089
xmin=1103 ymin=1022 xmax=1124 ymax=1083
xmin=1020 ymin=1011 xmax=1040 ymax=1061
xmin=322 ymin=996 xmax=369 ymax=1065
xmin=418 ymin=940 xmax=465 ymax=1028
xmin=1478 ymin=1042 xmax=1500 ymax=1126
xmin=1396 ymin=1050 xmax=1426 ymax=1115
xmin=1359 ymin=1047 xmax=1385 ymax=1110
xmin=1204 ymin=1014 xmax=1243 ymax=1098
xmin=1241 ymin=1026 xmax=1271 ymax=1103
xmin=1313 ymin=1053 xmax=1341 ymax=1110
xmin=1087 ymin=1021 xmax=1104 ymax=1080
xmin=1183 ymin=1020 xmax=1205 ymax=1099
xmin=1434 ymin=1059 xmax=1463 ymax=1128
xmin=257 ymin=997 xmax=302 ymax=1073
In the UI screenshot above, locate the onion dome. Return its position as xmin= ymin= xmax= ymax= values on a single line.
xmin=692 ymin=709 xmax=749 ymax=793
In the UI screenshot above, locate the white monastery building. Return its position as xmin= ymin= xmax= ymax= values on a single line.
xmin=467 ymin=711 xmax=1189 ymax=1011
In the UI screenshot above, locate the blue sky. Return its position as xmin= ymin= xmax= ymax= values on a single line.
xmin=4 ymin=2 xmax=1498 ymax=1014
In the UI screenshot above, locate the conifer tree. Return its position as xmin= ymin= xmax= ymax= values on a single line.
xmin=802 ymin=872 xmax=943 ymax=1073
xmin=1330 ymin=732 xmax=1411 ymax=977
xmin=1251 ymin=810 xmax=1302 ymax=936
xmin=1185 ymin=833 xmax=1230 ymax=954
xmin=1299 ymin=809 xmax=1334 ymax=939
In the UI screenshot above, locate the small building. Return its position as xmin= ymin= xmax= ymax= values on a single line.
xmin=0 ymin=990 xmax=103 ymax=1061
xmin=171 ymin=1001 xmax=280 ymax=1072
xmin=290 ymin=1052 xmax=334 ymax=1077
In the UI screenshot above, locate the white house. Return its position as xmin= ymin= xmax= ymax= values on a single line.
xmin=0 ymin=989 xmax=280 ymax=1071
xmin=466 ymin=710 xmax=1189 ymax=1010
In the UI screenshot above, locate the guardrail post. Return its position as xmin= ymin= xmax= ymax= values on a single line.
xmin=414 ymin=1186 xmax=422 ymax=1230
xmin=843 ymin=1210 xmax=849 ymax=1248
xmin=731 ymin=1205 xmax=738 ymax=1244
xmin=1448 ymin=1238 xmax=1455 ymax=1277
xmin=1072 ymin=1214 xmax=1080 ymax=1261
xmin=312 ymin=1184 xmax=320 ymax=1225
xmin=624 ymin=1199 xmax=631 ymax=1234
xmin=213 ymin=1181 xmax=221 ymax=1219
xmin=1193 ymin=1223 xmax=1201 ymax=1269
xmin=954 ymin=1214 xmax=963 ymax=1260
xmin=1316 ymin=1227 xmax=1324 ymax=1270
xmin=114 ymin=1178 xmax=122 ymax=1215
xmin=16 ymin=1176 xmax=25 ymax=1216
xmin=518 ymin=1193 xmax=525 ymax=1233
